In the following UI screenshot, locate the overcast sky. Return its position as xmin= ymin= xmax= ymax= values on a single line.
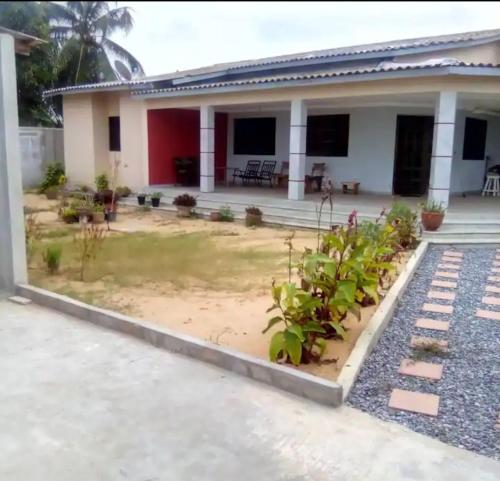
xmin=113 ymin=1 xmax=500 ymax=76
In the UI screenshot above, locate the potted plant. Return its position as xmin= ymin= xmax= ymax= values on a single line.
xmin=173 ymin=193 xmax=197 ymax=217
xmin=60 ymin=207 xmax=79 ymax=224
xmin=209 ymin=211 xmax=222 ymax=221
xmin=105 ymin=203 xmax=117 ymax=222
xmin=92 ymin=204 xmax=105 ymax=224
xmin=137 ymin=193 xmax=147 ymax=205
xmin=420 ymin=200 xmax=446 ymax=231
xmin=151 ymin=192 xmax=163 ymax=208
xmin=115 ymin=186 xmax=131 ymax=198
xmin=95 ymin=173 xmax=109 ymax=192
xmin=219 ymin=205 xmax=234 ymax=222
xmin=74 ymin=196 xmax=94 ymax=222
xmin=45 ymin=185 xmax=59 ymax=200
xmin=245 ymin=206 xmax=263 ymax=227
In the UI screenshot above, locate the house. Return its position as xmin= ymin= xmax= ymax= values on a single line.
xmin=45 ymin=28 xmax=500 ymax=208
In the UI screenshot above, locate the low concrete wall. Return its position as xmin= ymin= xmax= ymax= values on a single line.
xmin=16 ymin=284 xmax=343 ymax=407
xmin=19 ymin=127 xmax=64 ymax=188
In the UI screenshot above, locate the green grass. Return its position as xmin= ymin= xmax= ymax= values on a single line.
xmin=42 ymin=227 xmax=75 ymax=239
xmin=34 ymin=231 xmax=286 ymax=292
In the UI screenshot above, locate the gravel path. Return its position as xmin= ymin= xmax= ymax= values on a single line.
xmin=348 ymin=244 xmax=500 ymax=460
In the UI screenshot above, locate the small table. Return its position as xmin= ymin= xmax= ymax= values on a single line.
xmin=341 ymin=181 xmax=360 ymax=195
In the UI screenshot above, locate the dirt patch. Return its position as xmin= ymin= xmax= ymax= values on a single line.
xmin=27 ymin=194 xmax=409 ymax=382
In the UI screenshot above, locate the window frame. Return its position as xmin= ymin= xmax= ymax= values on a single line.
xmin=233 ymin=117 xmax=276 ymax=156
xmin=462 ymin=116 xmax=487 ymax=161
xmin=108 ymin=116 xmax=121 ymax=152
xmin=306 ymin=114 xmax=350 ymax=157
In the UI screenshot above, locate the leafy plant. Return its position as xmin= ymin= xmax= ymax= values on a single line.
xmin=115 ymin=186 xmax=131 ymax=198
xmin=246 ymin=206 xmax=262 ymax=215
xmin=43 ymin=244 xmax=62 ymax=275
xmin=219 ymin=205 xmax=234 ymax=222
xmin=420 ymin=200 xmax=445 ymax=214
xmin=25 ymin=213 xmax=42 ymax=265
xmin=38 ymin=162 xmax=64 ymax=193
xmin=173 ymin=193 xmax=197 ymax=207
xmin=60 ymin=207 xmax=79 ymax=224
xmin=74 ymin=224 xmax=106 ymax=281
xmin=95 ymin=173 xmax=109 ymax=192
xmin=151 ymin=192 xmax=163 ymax=200
xmin=386 ymin=202 xmax=418 ymax=249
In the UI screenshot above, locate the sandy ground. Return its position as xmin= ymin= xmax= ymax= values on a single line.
xmin=26 ymin=194 xmax=409 ymax=381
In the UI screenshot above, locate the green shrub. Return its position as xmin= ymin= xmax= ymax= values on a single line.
xmin=38 ymin=162 xmax=64 ymax=193
xmin=95 ymin=174 xmax=109 ymax=192
xmin=61 ymin=207 xmax=79 ymax=224
xmin=115 ymin=186 xmax=131 ymax=198
xmin=173 ymin=193 xmax=197 ymax=207
xmin=246 ymin=206 xmax=262 ymax=215
xmin=386 ymin=202 xmax=417 ymax=249
xmin=43 ymin=244 xmax=62 ymax=275
xmin=421 ymin=200 xmax=445 ymax=214
xmin=219 ymin=206 xmax=234 ymax=222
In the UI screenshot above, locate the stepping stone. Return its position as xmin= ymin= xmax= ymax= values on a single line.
xmin=488 ymin=276 xmax=500 ymax=283
xmin=415 ymin=318 xmax=450 ymax=331
xmin=398 ymin=359 xmax=443 ymax=380
xmin=482 ymin=296 xmax=500 ymax=306
xmin=441 ymin=256 xmax=462 ymax=263
xmin=476 ymin=309 xmax=500 ymax=321
xmin=431 ymin=280 xmax=457 ymax=289
xmin=422 ymin=303 xmax=453 ymax=314
xmin=443 ymin=251 xmax=463 ymax=258
xmin=496 ymin=254 xmax=500 ymax=260
xmin=492 ymin=268 xmax=500 ymax=274
xmin=427 ymin=290 xmax=455 ymax=301
xmin=486 ymin=285 xmax=500 ymax=294
xmin=493 ymin=261 xmax=500 ymax=267
xmin=388 ymin=388 xmax=440 ymax=416
xmin=410 ymin=335 xmax=449 ymax=350
xmin=437 ymin=263 xmax=460 ymax=270
xmin=435 ymin=271 xmax=459 ymax=279
xmin=8 ymin=296 xmax=32 ymax=305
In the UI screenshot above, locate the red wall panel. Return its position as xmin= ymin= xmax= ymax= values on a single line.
xmin=148 ymin=109 xmax=200 ymax=185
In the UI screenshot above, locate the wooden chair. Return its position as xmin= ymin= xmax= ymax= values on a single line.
xmin=275 ymin=161 xmax=289 ymax=188
xmin=232 ymin=160 xmax=261 ymax=185
xmin=305 ymin=163 xmax=326 ymax=193
xmin=257 ymin=160 xmax=277 ymax=187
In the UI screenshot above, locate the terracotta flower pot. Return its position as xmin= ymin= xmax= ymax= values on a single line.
xmin=245 ymin=213 xmax=263 ymax=227
xmin=421 ymin=211 xmax=444 ymax=231
xmin=176 ymin=205 xmax=192 ymax=218
xmin=92 ymin=212 xmax=105 ymax=224
xmin=210 ymin=211 xmax=222 ymax=221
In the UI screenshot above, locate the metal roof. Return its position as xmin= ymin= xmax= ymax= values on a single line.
xmin=43 ymin=28 xmax=500 ymax=97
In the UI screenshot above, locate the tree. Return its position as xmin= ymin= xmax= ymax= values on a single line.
xmin=0 ymin=2 xmax=59 ymax=126
xmin=48 ymin=1 xmax=144 ymax=85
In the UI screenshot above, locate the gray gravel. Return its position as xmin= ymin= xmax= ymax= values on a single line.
xmin=347 ymin=244 xmax=500 ymax=460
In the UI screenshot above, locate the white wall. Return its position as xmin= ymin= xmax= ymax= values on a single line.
xmin=450 ymin=111 xmax=500 ymax=194
xmin=227 ymin=106 xmax=432 ymax=194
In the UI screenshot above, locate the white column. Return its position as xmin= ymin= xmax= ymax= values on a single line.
xmin=428 ymin=91 xmax=457 ymax=208
xmin=200 ymin=105 xmax=215 ymax=193
xmin=0 ymin=34 xmax=27 ymax=291
xmin=288 ymin=99 xmax=307 ymax=200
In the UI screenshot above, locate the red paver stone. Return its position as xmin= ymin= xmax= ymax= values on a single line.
xmin=443 ymin=251 xmax=463 ymax=258
xmin=488 ymin=276 xmax=500 ymax=283
xmin=492 ymin=268 xmax=500 ymax=274
xmin=482 ymin=296 xmax=500 ymax=306
xmin=437 ymin=263 xmax=460 ymax=270
xmin=388 ymin=388 xmax=440 ymax=416
xmin=476 ymin=309 xmax=500 ymax=321
xmin=427 ymin=290 xmax=455 ymax=301
xmin=410 ymin=336 xmax=449 ymax=349
xmin=431 ymin=280 xmax=457 ymax=289
xmin=493 ymin=261 xmax=500 ymax=267
xmin=435 ymin=271 xmax=459 ymax=279
xmin=485 ymin=285 xmax=500 ymax=294
xmin=496 ymin=254 xmax=500 ymax=260
xmin=398 ymin=359 xmax=443 ymax=380
xmin=422 ymin=303 xmax=453 ymax=314
xmin=415 ymin=318 xmax=450 ymax=331
xmin=441 ymin=256 xmax=462 ymax=263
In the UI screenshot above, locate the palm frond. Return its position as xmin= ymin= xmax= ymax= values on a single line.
xmin=102 ymin=38 xmax=144 ymax=75
xmin=46 ymin=2 xmax=77 ymax=25
xmin=94 ymin=6 xmax=134 ymax=37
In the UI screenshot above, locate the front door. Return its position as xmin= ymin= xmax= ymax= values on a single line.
xmin=393 ymin=115 xmax=434 ymax=196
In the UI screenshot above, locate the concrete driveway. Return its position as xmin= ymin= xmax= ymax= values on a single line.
xmin=0 ymin=299 xmax=498 ymax=481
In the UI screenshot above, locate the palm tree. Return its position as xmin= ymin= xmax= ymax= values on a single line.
xmin=47 ymin=1 xmax=144 ymax=85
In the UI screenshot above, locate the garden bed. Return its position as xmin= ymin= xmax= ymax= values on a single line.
xmin=25 ymin=194 xmax=412 ymax=383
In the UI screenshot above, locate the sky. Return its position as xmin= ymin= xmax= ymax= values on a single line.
xmin=112 ymin=1 xmax=500 ymax=77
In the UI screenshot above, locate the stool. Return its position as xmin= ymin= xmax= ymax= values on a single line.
xmin=341 ymin=181 xmax=360 ymax=195
xmin=482 ymin=174 xmax=500 ymax=196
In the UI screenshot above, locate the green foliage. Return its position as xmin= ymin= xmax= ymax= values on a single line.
xmin=420 ymin=200 xmax=445 ymax=214
xmin=61 ymin=207 xmax=79 ymax=224
xmin=264 ymin=215 xmax=397 ymax=366
xmin=95 ymin=173 xmax=109 ymax=192
xmin=39 ymin=162 xmax=64 ymax=193
xmin=115 ymin=186 xmax=131 ymax=198
xmin=246 ymin=206 xmax=262 ymax=215
xmin=218 ymin=206 xmax=234 ymax=222
xmin=74 ymin=224 xmax=106 ymax=281
xmin=151 ymin=192 xmax=163 ymax=200
xmin=386 ymin=202 xmax=418 ymax=249
xmin=43 ymin=244 xmax=62 ymax=274
xmin=173 ymin=193 xmax=197 ymax=207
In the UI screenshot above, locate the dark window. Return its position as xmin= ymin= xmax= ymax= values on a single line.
xmin=233 ymin=117 xmax=276 ymax=155
xmin=306 ymin=114 xmax=349 ymax=157
xmin=463 ymin=117 xmax=487 ymax=160
xmin=109 ymin=116 xmax=121 ymax=152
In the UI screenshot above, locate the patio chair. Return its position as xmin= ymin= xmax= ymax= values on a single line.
xmin=305 ymin=163 xmax=326 ymax=193
xmin=275 ymin=161 xmax=289 ymax=188
xmin=232 ymin=160 xmax=261 ymax=185
xmin=257 ymin=160 xmax=277 ymax=187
